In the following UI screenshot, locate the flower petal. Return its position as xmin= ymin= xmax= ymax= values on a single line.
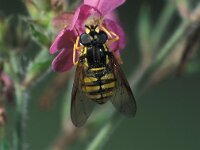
xmin=52 ymin=47 xmax=73 ymax=72
xmin=69 ymin=5 xmax=101 ymax=31
xmin=84 ymin=0 xmax=126 ymax=15
xmin=50 ymin=28 xmax=76 ymax=54
xmin=103 ymin=19 xmax=126 ymax=53
xmin=53 ymin=12 xmax=74 ymax=33
xmin=105 ymin=11 xmax=119 ymax=23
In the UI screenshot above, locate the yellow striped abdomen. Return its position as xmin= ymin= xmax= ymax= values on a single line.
xmin=82 ymin=71 xmax=116 ymax=104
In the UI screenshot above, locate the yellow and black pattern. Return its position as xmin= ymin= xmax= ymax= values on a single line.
xmin=82 ymin=71 xmax=116 ymax=104
xmin=71 ymin=25 xmax=136 ymax=127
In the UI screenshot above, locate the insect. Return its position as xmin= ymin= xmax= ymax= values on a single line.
xmin=71 ymin=23 xmax=136 ymax=127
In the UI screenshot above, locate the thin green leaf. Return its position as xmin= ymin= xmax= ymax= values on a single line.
xmin=138 ymin=5 xmax=152 ymax=52
xmin=151 ymin=0 xmax=176 ymax=50
xmin=24 ymin=50 xmax=52 ymax=87
xmin=0 ymin=128 xmax=9 ymax=150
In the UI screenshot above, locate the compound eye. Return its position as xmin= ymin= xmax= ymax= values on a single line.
xmin=98 ymin=31 xmax=108 ymax=44
xmin=80 ymin=33 xmax=92 ymax=45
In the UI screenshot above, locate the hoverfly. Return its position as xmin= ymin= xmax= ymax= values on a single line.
xmin=71 ymin=23 xmax=136 ymax=127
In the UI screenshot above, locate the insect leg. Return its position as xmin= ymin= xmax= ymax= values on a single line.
xmin=107 ymin=30 xmax=119 ymax=45
xmin=100 ymin=23 xmax=119 ymax=44
xmin=98 ymin=20 xmax=123 ymax=64
xmin=102 ymin=27 xmax=122 ymax=64
xmin=98 ymin=16 xmax=119 ymax=43
xmin=73 ymin=36 xmax=84 ymax=65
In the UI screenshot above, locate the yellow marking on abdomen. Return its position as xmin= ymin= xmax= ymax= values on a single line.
xmin=83 ymin=85 xmax=100 ymax=92
xmin=101 ymin=73 xmax=114 ymax=80
xmin=102 ymin=91 xmax=114 ymax=98
xmin=101 ymin=82 xmax=115 ymax=90
xmin=90 ymin=67 xmax=105 ymax=71
xmin=87 ymin=94 xmax=101 ymax=100
xmin=84 ymin=77 xmax=97 ymax=83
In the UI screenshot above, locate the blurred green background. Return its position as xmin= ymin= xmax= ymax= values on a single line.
xmin=0 ymin=0 xmax=200 ymax=150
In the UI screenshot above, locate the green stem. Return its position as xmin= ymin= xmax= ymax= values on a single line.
xmin=1 ymin=127 xmax=8 ymax=150
xmin=14 ymin=84 xmax=28 ymax=150
xmin=61 ymin=75 xmax=73 ymax=127
xmin=86 ymin=114 xmax=123 ymax=150
xmin=135 ymin=20 xmax=189 ymax=93
xmin=151 ymin=0 xmax=176 ymax=50
xmin=86 ymin=19 xmax=190 ymax=150
xmin=8 ymin=52 xmax=28 ymax=150
xmin=7 ymin=52 xmax=25 ymax=150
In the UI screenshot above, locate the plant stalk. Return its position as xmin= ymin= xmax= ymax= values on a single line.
xmin=13 ymin=84 xmax=28 ymax=150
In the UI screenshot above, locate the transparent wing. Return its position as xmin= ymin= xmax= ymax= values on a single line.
xmin=71 ymin=63 xmax=95 ymax=127
xmin=109 ymin=54 xmax=137 ymax=117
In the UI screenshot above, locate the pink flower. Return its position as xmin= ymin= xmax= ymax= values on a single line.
xmin=50 ymin=0 xmax=126 ymax=72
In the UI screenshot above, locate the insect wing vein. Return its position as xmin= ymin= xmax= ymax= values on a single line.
xmin=71 ymin=63 xmax=95 ymax=127
xmin=109 ymin=54 xmax=137 ymax=117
